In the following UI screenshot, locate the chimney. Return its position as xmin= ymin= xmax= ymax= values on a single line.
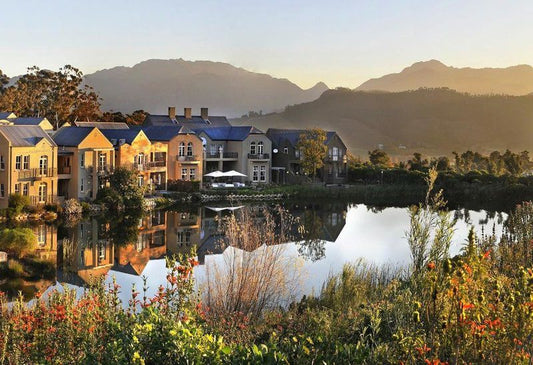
xmin=201 ymin=107 xmax=209 ymax=120
xmin=168 ymin=106 xmax=176 ymax=120
xmin=184 ymin=107 xmax=192 ymax=119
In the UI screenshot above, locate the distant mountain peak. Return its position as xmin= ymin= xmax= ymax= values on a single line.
xmin=84 ymin=58 xmax=328 ymax=116
xmin=357 ymin=60 xmax=533 ymax=95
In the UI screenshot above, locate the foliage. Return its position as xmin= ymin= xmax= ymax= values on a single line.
xmin=63 ymin=199 xmax=83 ymax=216
xmin=167 ymin=179 xmax=200 ymax=193
xmin=97 ymin=167 xmax=144 ymax=210
xmin=368 ymin=149 xmax=391 ymax=167
xmin=0 ymin=65 xmax=101 ymax=128
xmin=296 ymin=128 xmax=328 ymax=178
xmin=100 ymin=109 xmax=147 ymax=125
xmin=0 ymin=228 xmax=37 ymax=257
xmin=8 ymin=194 xmax=30 ymax=216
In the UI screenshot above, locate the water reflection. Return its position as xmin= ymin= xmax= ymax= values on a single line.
xmin=2 ymin=203 xmax=508 ymax=300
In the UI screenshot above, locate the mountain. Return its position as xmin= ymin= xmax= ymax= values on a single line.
xmin=84 ymin=59 xmax=329 ymax=116
xmin=235 ymin=88 xmax=533 ymax=157
xmin=356 ymin=60 xmax=533 ymax=96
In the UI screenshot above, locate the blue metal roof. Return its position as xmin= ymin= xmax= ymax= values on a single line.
xmin=195 ymin=126 xmax=263 ymax=141
xmin=100 ymin=129 xmax=142 ymax=145
xmin=144 ymin=114 xmax=231 ymax=128
xmin=140 ymin=125 xmax=195 ymax=142
xmin=266 ymin=128 xmax=337 ymax=147
xmin=10 ymin=117 xmax=48 ymax=126
xmin=53 ymin=127 xmax=95 ymax=147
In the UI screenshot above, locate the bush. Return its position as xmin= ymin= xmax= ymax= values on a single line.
xmin=167 ymin=180 xmax=200 ymax=192
xmin=8 ymin=194 xmax=30 ymax=216
xmin=0 ymin=228 xmax=37 ymax=256
xmin=63 ymin=199 xmax=83 ymax=216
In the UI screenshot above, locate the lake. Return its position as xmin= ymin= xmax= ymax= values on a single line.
xmin=1 ymin=201 xmax=507 ymax=303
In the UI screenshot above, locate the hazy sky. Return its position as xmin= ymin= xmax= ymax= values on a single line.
xmin=1 ymin=0 xmax=532 ymax=88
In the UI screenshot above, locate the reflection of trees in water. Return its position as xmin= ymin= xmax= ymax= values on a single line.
xmin=297 ymin=210 xmax=326 ymax=262
xmin=98 ymin=209 xmax=145 ymax=247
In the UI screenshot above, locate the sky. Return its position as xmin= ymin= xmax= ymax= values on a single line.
xmin=1 ymin=0 xmax=532 ymax=89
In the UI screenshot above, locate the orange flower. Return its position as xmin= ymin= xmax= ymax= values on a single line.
xmin=427 ymin=262 xmax=436 ymax=270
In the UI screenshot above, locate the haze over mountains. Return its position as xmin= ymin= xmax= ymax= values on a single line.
xmin=235 ymin=88 xmax=533 ymax=157
xmin=356 ymin=60 xmax=533 ymax=95
xmin=84 ymin=59 xmax=328 ymax=117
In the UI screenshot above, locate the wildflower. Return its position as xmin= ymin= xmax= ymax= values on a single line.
xmin=427 ymin=262 xmax=436 ymax=270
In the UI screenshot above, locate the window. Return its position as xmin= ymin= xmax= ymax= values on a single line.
xmin=138 ymin=175 xmax=144 ymax=187
xmin=283 ymin=147 xmax=288 ymax=154
xmin=23 ymin=183 xmax=29 ymax=196
xmin=80 ymin=178 xmax=84 ymax=192
xmin=295 ymin=150 xmax=301 ymax=158
xmin=0 ymin=155 xmax=4 ymax=170
xmin=177 ymin=230 xmax=192 ymax=246
xmin=181 ymin=168 xmax=188 ymax=180
xmin=38 ymin=183 xmax=47 ymax=203
xmin=99 ymin=153 xmax=106 ymax=171
xmin=23 ymin=155 xmax=30 ymax=170
xmin=136 ymin=153 xmax=144 ymax=165
xmin=39 ymin=155 xmax=48 ymax=175
xmin=37 ymin=225 xmax=46 ymax=247
xmin=260 ymin=166 xmax=266 ymax=181
xmin=328 ymin=165 xmax=333 ymax=176
xmin=187 ymin=142 xmax=193 ymax=156
xmin=15 ymin=156 xmax=21 ymax=170
xmin=209 ymin=144 xmax=217 ymax=155
xmin=179 ymin=142 xmax=185 ymax=157
xmin=332 ymin=147 xmax=339 ymax=161
xmin=80 ymin=152 xmax=85 ymax=168
xmin=250 ymin=141 xmax=256 ymax=155
xmin=257 ymin=141 xmax=264 ymax=154
xmin=189 ymin=168 xmax=196 ymax=181
xmin=252 ymin=166 xmax=259 ymax=182
xmin=14 ymin=183 xmax=20 ymax=194
xmin=0 ymin=184 xmax=4 ymax=198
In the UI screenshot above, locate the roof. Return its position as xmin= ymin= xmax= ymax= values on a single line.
xmin=100 ymin=129 xmax=143 ymax=146
xmin=139 ymin=125 xmax=195 ymax=142
xmin=74 ymin=121 xmax=130 ymax=130
xmin=144 ymin=114 xmax=231 ymax=129
xmin=195 ymin=126 xmax=264 ymax=141
xmin=11 ymin=117 xmax=53 ymax=130
xmin=0 ymin=112 xmax=16 ymax=120
xmin=267 ymin=128 xmax=337 ymax=147
xmin=52 ymin=127 xmax=96 ymax=147
xmin=0 ymin=125 xmax=57 ymax=147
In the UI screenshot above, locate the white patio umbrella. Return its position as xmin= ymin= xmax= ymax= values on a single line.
xmin=221 ymin=170 xmax=247 ymax=177
xmin=206 ymin=205 xmax=245 ymax=212
xmin=204 ymin=170 xmax=224 ymax=178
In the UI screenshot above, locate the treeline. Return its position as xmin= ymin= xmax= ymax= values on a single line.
xmin=0 ymin=66 xmax=146 ymax=127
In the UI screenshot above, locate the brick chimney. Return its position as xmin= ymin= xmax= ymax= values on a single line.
xmin=201 ymin=107 xmax=208 ymax=120
xmin=168 ymin=106 xmax=176 ymax=120
xmin=184 ymin=107 xmax=192 ymax=119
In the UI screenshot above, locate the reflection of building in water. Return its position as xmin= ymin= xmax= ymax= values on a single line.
xmin=59 ymin=219 xmax=114 ymax=285
xmin=34 ymin=223 xmax=58 ymax=262
xmin=114 ymin=210 xmax=167 ymax=275
xmin=287 ymin=202 xmax=348 ymax=242
xmin=166 ymin=208 xmax=202 ymax=258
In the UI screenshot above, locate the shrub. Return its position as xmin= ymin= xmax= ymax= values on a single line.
xmin=8 ymin=194 xmax=30 ymax=216
xmin=63 ymin=199 xmax=83 ymax=216
xmin=0 ymin=228 xmax=37 ymax=256
xmin=167 ymin=180 xmax=200 ymax=192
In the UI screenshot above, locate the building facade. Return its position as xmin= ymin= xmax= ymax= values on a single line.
xmin=0 ymin=125 xmax=58 ymax=208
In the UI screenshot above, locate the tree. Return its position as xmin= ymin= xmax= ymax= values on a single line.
xmin=0 ymin=69 xmax=8 ymax=94
xmin=97 ymin=167 xmax=144 ymax=211
xmin=0 ymin=228 xmax=37 ymax=257
xmin=297 ymin=128 xmax=328 ymax=180
xmin=368 ymin=149 xmax=391 ymax=166
xmin=0 ymin=65 xmax=101 ymax=128
xmin=408 ymin=152 xmax=429 ymax=171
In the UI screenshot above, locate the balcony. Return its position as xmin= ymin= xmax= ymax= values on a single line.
xmin=205 ymin=151 xmax=238 ymax=160
xmin=176 ymin=155 xmax=200 ymax=162
xmin=247 ymin=153 xmax=270 ymax=160
xmin=30 ymin=195 xmax=57 ymax=205
xmin=132 ymin=161 xmax=166 ymax=172
xmin=17 ymin=168 xmax=57 ymax=180
xmin=87 ymin=165 xmax=113 ymax=176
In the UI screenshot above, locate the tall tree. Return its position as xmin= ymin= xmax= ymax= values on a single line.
xmin=0 ymin=65 xmax=101 ymax=128
xmin=297 ymin=128 xmax=328 ymax=180
xmin=368 ymin=149 xmax=391 ymax=166
xmin=0 ymin=69 xmax=8 ymax=94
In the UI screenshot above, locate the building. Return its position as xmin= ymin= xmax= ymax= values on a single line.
xmin=144 ymin=107 xmax=270 ymax=184
xmin=0 ymin=125 xmax=58 ymax=208
xmin=267 ymin=128 xmax=348 ymax=184
xmin=140 ymin=125 xmax=203 ymax=187
xmin=52 ymin=127 xmax=115 ymax=200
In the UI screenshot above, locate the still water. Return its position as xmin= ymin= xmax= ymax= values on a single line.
xmin=1 ymin=202 xmax=507 ymax=302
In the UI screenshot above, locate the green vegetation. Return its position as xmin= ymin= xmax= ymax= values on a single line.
xmin=296 ymin=128 xmax=328 ymax=179
xmin=96 ymin=167 xmax=145 ymax=211
xmin=0 ymin=227 xmax=37 ymax=257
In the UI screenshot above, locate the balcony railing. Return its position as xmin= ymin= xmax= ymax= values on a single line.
xmin=248 ymin=153 xmax=270 ymax=160
xmin=131 ymin=161 xmax=166 ymax=171
xmin=17 ymin=168 xmax=57 ymax=180
xmin=30 ymin=195 xmax=57 ymax=205
xmin=87 ymin=165 xmax=113 ymax=176
xmin=58 ymin=166 xmax=71 ymax=175
xmin=176 ymin=155 xmax=200 ymax=162
xmin=205 ymin=151 xmax=238 ymax=159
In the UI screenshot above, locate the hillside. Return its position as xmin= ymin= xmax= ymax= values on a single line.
xmin=356 ymin=60 xmax=533 ymax=96
xmin=234 ymin=88 xmax=533 ymax=157
xmin=84 ymin=59 xmax=328 ymax=116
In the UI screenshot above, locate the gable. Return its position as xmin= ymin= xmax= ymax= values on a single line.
xmin=79 ymin=128 xmax=114 ymax=149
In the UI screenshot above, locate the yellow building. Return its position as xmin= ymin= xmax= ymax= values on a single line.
xmin=142 ymin=126 xmax=203 ymax=187
xmin=0 ymin=125 xmax=58 ymax=208
xmin=52 ymin=127 xmax=115 ymax=200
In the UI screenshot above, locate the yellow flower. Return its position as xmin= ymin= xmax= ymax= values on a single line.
xmin=170 ymin=329 xmax=177 ymax=337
